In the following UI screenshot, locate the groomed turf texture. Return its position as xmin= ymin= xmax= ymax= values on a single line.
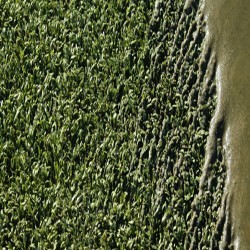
xmin=0 ymin=0 xmax=227 ymax=248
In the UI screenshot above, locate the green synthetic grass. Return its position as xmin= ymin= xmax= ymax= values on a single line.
xmin=0 ymin=1 xmax=226 ymax=249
